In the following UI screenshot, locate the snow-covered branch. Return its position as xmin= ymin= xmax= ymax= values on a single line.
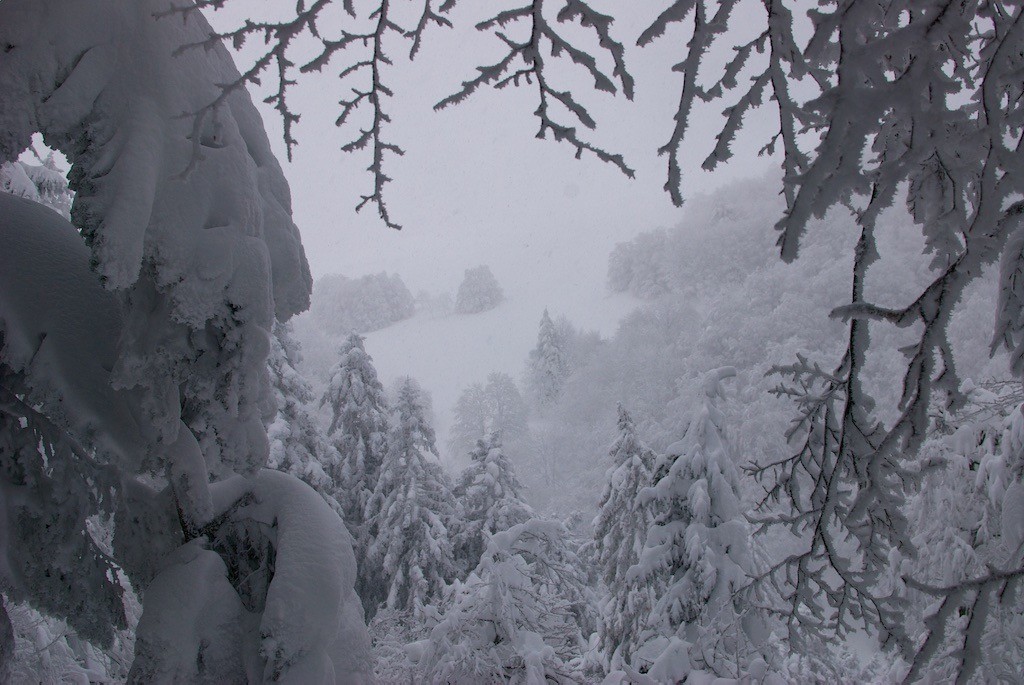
xmin=437 ymin=0 xmax=635 ymax=177
xmin=168 ymin=0 xmax=458 ymax=229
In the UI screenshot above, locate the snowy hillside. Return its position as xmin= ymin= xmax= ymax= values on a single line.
xmin=294 ymin=267 xmax=639 ymax=460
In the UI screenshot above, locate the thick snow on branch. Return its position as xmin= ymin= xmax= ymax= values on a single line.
xmin=0 ymin=0 xmax=312 ymax=477
xmin=0 ymin=193 xmax=150 ymax=466
xmin=132 ymin=470 xmax=371 ymax=683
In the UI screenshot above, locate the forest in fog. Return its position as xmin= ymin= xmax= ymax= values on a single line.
xmin=2 ymin=0 xmax=1024 ymax=683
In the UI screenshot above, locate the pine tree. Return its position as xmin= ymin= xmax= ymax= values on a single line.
xmin=593 ymin=406 xmax=659 ymax=671
xmin=900 ymin=380 xmax=1024 ymax=682
xmin=634 ymin=367 xmax=762 ymax=676
xmin=364 ymin=377 xmax=455 ymax=619
xmin=528 ymin=309 xmax=568 ymax=407
xmin=418 ymin=519 xmax=587 ymax=684
xmin=266 ymin=321 xmax=339 ymax=499
xmin=320 ymin=333 xmax=390 ymax=527
xmin=452 ymin=433 xmax=533 ymax=576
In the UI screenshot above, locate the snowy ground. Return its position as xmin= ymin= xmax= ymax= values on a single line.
xmin=356 ymin=281 xmax=637 ymax=463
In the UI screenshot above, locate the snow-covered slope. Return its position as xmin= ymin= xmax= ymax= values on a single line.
xmin=296 ymin=272 xmax=638 ymax=462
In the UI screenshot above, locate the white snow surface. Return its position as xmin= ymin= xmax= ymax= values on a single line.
xmin=301 ymin=285 xmax=637 ymax=460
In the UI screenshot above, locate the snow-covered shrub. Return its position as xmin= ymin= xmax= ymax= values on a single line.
xmin=455 ymin=265 xmax=505 ymax=314
xmin=130 ymin=470 xmax=372 ymax=683
xmin=310 ymin=272 xmax=415 ymax=335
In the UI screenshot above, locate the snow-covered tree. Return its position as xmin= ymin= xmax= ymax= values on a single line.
xmin=0 ymin=1 xmax=370 ymax=680
xmin=0 ymin=155 xmax=72 ymax=219
xmin=455 ymin=264 xmax=505 ymax=314
xmin=453 ymin=433 xmax=533 ymax=576
xmin=417 ymin=519 xmax=588 ymax=684
xmin=593 ymin=406 xmax=659 ymax=671
xmin=528 ymin=309 xmax=569 ymax=407
xmin=321 ymin=334 xmax=390 ymax=527
xmin=634 ymin=368 xmax=763 ymax=677
xmin=266 ymin=321 xmax=339 ymax=498
xmin=310 ymin=272 xmax=415 ymax=335
xmin=320 ymin=334 xmax=391 ymax=617
xmin=607 ymin=230 xmax=672 ymax=300
xmin=364 ymin=377 xmax=455 ymax=619
xmin=450 ymin=372 xmax=529 ymax=458
xmin=899 ymin=380 xmax=1024 ymax=682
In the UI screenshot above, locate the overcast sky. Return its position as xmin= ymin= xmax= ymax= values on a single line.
xmin=208 ymin=1 xmax=777 ymax=296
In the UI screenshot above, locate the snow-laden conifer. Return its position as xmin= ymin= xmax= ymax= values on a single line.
xmin=364 ymin=377 xmax=455 ymax=619
xmin=528 ymin=309 xmax=569 ymax=407
xmin=899 ymin=380 xmax=1024 ymax=682
xmin=266 ymin=321 xmax=339 ymax=498
xmin=321 ymin=333 xmax=389 ymax=526
xmin=634 ymin=367 xmax=762 ymax=676
xmin=453 ymin=433 xmax=533 ymax=576
xmin=417 ymin=519 xmax=588 ymax=684
xmin=593 ymin=406 xmax=659 ymax=671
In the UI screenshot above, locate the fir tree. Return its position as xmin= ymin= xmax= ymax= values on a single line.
xmin=635 ymin=368 xmax=763 ymax=676
xmin=452 ymin=433 xmax=533 ymax=576
xmin=528 ymin=309 xmax=568 ymax=407
xmin=266 ymin=321 xmax=339 ymax=500
xmin=321 ymin=333 xmax=390 ymax=526
xmin=364 ymin=377 xmax=455 ymax=619
xmin=320 ymin=333 xmax=391 ymax=618
xmin=418 ymin=520 xmax=587 ymax=684
xmin=593 ymin=406 xmax=659 ymax=671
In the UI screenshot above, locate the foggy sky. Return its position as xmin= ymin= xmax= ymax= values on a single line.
xmin=207 ymin=2 xmax=778 ymax=295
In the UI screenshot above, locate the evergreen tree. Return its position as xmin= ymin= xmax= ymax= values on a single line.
xmin=452 ymin=433 xmax=533 ymax=576
xmin=266 ymin=321 xmax=339 ymax=499
xmin=321 ymin=334 xmax=391 ymax=616
xmin=320 ymin=333 xmax=390 ymax=524
xmin=634 ymin=367 xmax=763 ymax=677
xmin=364 ymin=377 xmax=455 ymax=619
xmin=593 ymin=406 xmax=659 ymax=671
xmin=418 ymin=519 xmax=587 ymax=684
xmin=528 ymin=309 xmax=568 ymax=407
xmin=449 ymin=382 xmax=489 ymax=458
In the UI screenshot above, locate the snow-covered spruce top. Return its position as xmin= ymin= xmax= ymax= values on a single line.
xmin=0 ymin=0 xmax=311 ymax=474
